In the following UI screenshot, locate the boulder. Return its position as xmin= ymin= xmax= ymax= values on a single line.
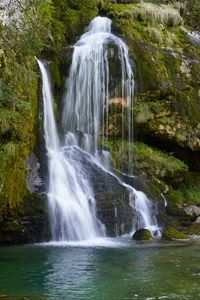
xmin=184 ymin=205 xmax=200 ymax=218
xmin=194 ymin=216 xmax=200 ymax=224
xmin=132 ymin=228 xmax=153 ymax=240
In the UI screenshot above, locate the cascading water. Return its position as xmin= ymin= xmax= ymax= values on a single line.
xmin=37 ymin=59 xmax=105 ymax=241
xmin=62 ymin=16 xmax=134 ymax=166
xmin=62 ymin=16 xmax=159 ymax=236
xmin=38 ymin=16 xmax=160 ymax=242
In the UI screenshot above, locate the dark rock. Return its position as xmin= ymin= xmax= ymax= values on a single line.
xmin=0 ymin=193 xmax=50 ymax=244
xmin=25 ymin=153 xmax=42 ymax=193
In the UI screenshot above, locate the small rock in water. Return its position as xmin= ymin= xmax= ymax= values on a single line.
xmin=132 ymin=228 xmax=153 ymax=240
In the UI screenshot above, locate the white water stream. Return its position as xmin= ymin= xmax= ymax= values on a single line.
xmin=62 ymin=16 xmax=134 ymax=167
xmin=37 ymin=16 xmax=160 ymax=242
xmin=37 ymin=59 xmax=105 ymax=241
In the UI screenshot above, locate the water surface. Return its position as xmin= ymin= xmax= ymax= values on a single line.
xmin=0 ymin=239 xmax=200 ymax=300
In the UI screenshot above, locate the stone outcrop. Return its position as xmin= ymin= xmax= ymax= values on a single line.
xmin=184 ymin=205 xmax=200 ymax=218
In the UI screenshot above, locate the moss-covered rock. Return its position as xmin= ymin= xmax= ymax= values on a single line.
xmin=53 ymin=0 xmax=99 ymax=44
xmin=103 ymin=140 xmax=188 ymax=187
xmin=132 ymin=228 xmax=153 ymax=240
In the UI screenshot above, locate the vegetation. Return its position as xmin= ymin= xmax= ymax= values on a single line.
xmin=169 ymin=187 xmax=200 ymax=206
xmin=162 ymin=227 xmax=188 ymax=240
xmin=103 ymin=140 xmax=188 ymax=186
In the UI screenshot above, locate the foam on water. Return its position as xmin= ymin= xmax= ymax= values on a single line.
xmin=38 ymin=238 xmax=126 ymax=248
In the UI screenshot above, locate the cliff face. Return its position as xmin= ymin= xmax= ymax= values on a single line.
xmin=102 ymin=0 xmax=200 ymax=237
xmin=104 ymin=1 xmax=200 ymax=150
xmin=0 ymin=0 xmax=199 ymax=243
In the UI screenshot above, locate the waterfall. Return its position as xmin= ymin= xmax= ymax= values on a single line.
xmin=62 ymin=16 xmax=134 ymax=167
xmin=37 ymin=59 xmax=106 ymax=241
xmin=37 ymin=16 xmax=160 ymax=242
xmin=62 ymin=16 xmax=159 ymax=235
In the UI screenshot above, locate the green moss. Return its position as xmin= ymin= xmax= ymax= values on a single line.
xmin=103 ymin=140 xmax=188 ymax=186
xmin=168 ymin=185 xmax=200 ymax=207
xmin=168 ymin=189 xmax=185 ymax=204
xmin=50 ymin=59 xmax=62 ymax=89
xmin=133 ymin=99 xmax=200 ymax=150
xmin=0 ymin=53 xmax=39 ymax=230
xmin=52 ymin=0 xmax=99 ymax=44
xmin=134 ymin=142 xmax=188 ymax=184
xmin=184 ymin=187 xmax=200 ymax=205
xmin=162 ymin=227 xmax=188 ymax=240
xmin=135 ymin=103 xmax=154 ymax=123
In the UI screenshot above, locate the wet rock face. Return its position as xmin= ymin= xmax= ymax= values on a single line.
xmin=0 ymin=193 xmax=50 ymax=244
xmin=64 ymin=147 xmax=134 ymax=236
xmin=25 ymin=153 xmax=42 ymax=193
